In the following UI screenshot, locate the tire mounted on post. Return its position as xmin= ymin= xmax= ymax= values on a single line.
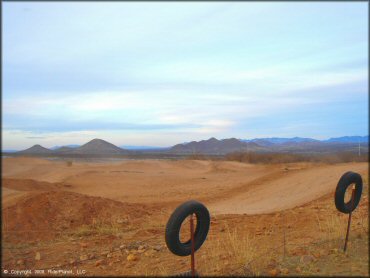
xmin=165 ymin=200 xmax=210 ymax=256
xmin=335 ymin=171 xmax=363 ymax=214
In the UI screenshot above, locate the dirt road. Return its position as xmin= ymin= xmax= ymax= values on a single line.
xmin=209 ymin=163 xmax=368 ymax=214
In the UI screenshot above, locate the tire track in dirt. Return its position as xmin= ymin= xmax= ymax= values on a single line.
xmin=208 ymin=163 xmax=368 ymax=215
xmin=202 ymin=167 xmax=290 ymax=204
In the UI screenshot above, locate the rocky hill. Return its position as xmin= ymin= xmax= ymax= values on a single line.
xmin=17 ymin=144 xmax=53 ymax=154
xmin=69 ymin=139 xmax=128 ymax=155
xmin=16 ymin=139 xmax=129 ymax=156
xmin=170 ymin=137 xmax=262 ymax=154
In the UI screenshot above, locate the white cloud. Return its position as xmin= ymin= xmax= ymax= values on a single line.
xmin=3 ymin=2 xmax=367 ymax=149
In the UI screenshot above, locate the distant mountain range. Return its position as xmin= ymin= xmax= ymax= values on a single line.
xmin=170 ymin=136 xmax=368 ymax=154
xmin=17 ymin=139 xmax=129 ymax=156
xmin=242 ymin=136 xmax=369 ymax=144
xmin=323 ymin=136 xmax=369 ymax=143
xmin=242 ymin=137 xmax=318 ymax=145
xmin=5 ymin=136 xmax=368 ymax=156
xmin=170 ymin=137 xmax=264 ymax=154
xmin=120 ymin=145 xmax=169 ymax=150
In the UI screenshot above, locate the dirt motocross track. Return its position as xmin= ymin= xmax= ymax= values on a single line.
xmin=2 ymin=157 xmax=369 ymax=276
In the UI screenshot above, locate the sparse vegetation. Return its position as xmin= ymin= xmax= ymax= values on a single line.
xmin=199 ymin=223 xmax=260 ymax=275
xmin=181 ymin=151 xmax=369 ymax=164
xmin=225 ymin=151 xmax=369 ymax=164
xmin=185 ymin=153 xmax=211 ymax=160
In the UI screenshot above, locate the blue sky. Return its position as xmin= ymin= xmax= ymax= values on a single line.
xmin=3 ymin=2 xmax=368 ymax=149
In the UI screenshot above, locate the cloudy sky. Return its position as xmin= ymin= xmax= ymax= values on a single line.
xmin=3 ymin=2 xmax=368 ymax=149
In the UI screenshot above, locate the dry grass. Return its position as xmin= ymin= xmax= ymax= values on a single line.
xmin=196 ymin=222 xmax=270 ymax=276
xmin=74 ymin=218 xmax=129 ymax=237
xmin=316 ymin=180 xmax=368 ymax=250
xmin=202 ymin=192 xmax=368 ymax=276
xmin=317 ymin=214 xmax=347 ymax=245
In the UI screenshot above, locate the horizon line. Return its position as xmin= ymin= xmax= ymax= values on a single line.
xmin=2 ymin=134 xmax=369 ymax=152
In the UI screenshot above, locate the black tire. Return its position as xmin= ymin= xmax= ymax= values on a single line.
xmin=335 ymin=171 xmax=363 ymax=214
xmin=165 ymin=200 xmax=210 ymax=256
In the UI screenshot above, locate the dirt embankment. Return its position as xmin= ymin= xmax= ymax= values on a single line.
xmin=2 ymin=191 xmax=158 ymax=240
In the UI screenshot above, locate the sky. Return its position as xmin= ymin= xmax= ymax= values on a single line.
xmin=3 ymin=2 xmax=368 ymax=150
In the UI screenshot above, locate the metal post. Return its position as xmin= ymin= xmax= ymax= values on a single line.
xmin=344 ymin=187 xmax=355 ymax=252
xmin=190 ymin=214 xmax=195 ymax=277
xmin=283 ymin=212 xmax=286 ymax=259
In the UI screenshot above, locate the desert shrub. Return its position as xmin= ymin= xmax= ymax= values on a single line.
xmin=310 ymin=151 xmax=368 ymax=164
xmin=225 ymin=152 xmax=306 ymax=164
xmin=225 ymin=151 xmax=368 ymax=164
xmin=186 ymin=153 xmax=210 ymax=160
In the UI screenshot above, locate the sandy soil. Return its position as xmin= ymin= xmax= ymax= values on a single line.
xmin=209 ymin=163 xmax=368 ymax=214
xmin=1 ymin=157 xmax=368 ymax=276
xmin=2 ymin=157 xmax=367 ymax=215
